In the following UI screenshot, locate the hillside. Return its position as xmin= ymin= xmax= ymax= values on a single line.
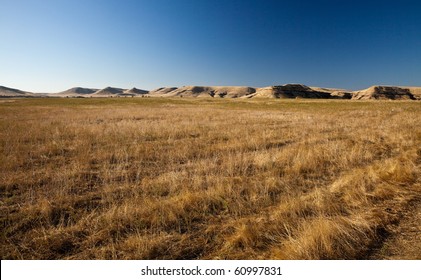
xmin=50 ymin=87 xmax=99 ymax=97
xmin=352 ymin=86 xmax=418 ymax=100
xmin=149 ymin=86 xmax=256 ymax=98
xmin=403 ymin=87 xmax=421 ymax=100
xmin=122 ymin=87 xmax=148 ymax=96
xmin=90 ymin=87 xmax=149 ymax=97
xmin=2 ymin=84 xmax=421 ymax=100
xmin=91 ymin=87 xmax=126 ymax=96
xmin=250 ymin=84 xmax=337 ymax=99
xmin=0 ymin=86 xmax=34 ymax=97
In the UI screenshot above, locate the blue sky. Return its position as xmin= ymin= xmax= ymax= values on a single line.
xmin=1 ymin=0 xmax=420 ymax=92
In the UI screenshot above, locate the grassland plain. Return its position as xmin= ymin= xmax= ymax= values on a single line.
xmin=1 ymin=98 xmax=420 ymax=259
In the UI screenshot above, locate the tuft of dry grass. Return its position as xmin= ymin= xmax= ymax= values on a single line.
xmin=1 ymin=98 xmax=420 ymax=259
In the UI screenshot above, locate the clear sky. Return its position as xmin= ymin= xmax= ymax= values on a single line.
xmin=1 ymin=0 xmax=420 ymax=92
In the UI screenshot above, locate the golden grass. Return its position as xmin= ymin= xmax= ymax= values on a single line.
xmin=1 ymin=98 xmax=420 ymax=259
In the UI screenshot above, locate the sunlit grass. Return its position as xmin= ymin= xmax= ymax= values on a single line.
xmin=1 ymin=98 xmax=420 ymax=259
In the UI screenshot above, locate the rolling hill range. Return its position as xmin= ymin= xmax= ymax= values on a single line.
xmin=1 ymin=84 xmax=420 ymax=100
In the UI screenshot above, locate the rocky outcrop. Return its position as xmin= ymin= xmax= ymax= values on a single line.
xmin=403 ymin=87 xmax=421 ymax=100
xmin=352 ymin=86 xmax=416 ymax=100
xmin=253 ymin=84 xmax=334 ymax=99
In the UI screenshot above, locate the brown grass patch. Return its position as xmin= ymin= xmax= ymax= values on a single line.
xmin=1 ymin=98 xmax=420 ymax=259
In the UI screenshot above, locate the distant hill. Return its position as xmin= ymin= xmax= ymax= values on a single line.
xmin=91 ymin=87 xmax=125 ymax=96
xmin=149 ymin=84 xmax=420 ymax=100
xmin=148 ymin=87 xmax=178 ymax=95
xmin=0 ymin=86 xmax=34 ymax=97
xmin=250 ymin=84 xmax=334 ymax=99
xmin=149 ymin=86 xmax=256 ymax=98
xmin=122 ymin=87 xmax=148 ymax=95
xmin=50 ymin=87 xmax=99 ymax=97
xmin=352 ymin=86 xmax=418 ymax=100
xmin=149 ymin=84 xmax=353 ymax=99
xmin=47 ymin=86 xmax=149 ymax=97
xmin=2 ymin=84 xmax=421 ymax=100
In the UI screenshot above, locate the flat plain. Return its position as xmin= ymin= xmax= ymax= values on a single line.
xmin=1 ymin=98 xmax=420 ymax=259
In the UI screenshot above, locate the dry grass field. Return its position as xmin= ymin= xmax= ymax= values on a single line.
xmin=1 ymin=98 xmax=420 ymax=259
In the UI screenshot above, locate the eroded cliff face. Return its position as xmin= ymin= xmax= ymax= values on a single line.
xmin=352 ymin=86 xmax=416 ymax=100
xmin=253 ymin=84 xmax=337 ymax=99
